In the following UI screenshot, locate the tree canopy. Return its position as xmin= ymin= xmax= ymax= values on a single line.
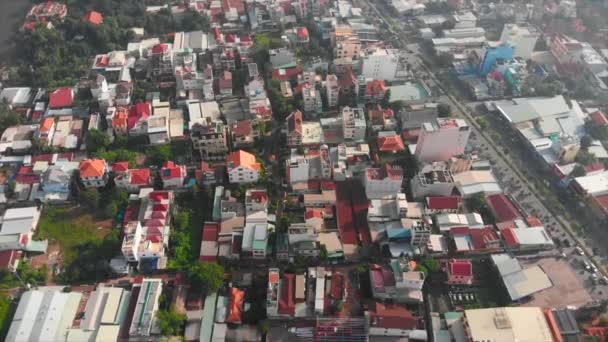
xmin=156 ymin=307 xmax=186 ymax=336
xmin=189 ymin=262 xmax=224 ymax=293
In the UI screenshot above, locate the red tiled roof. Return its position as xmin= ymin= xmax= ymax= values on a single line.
xmin=112 ymin=162 xmax=129 ymax=173
xmin=226 ymin=288 xmax=245 ymax=323
xmin=449 ymin=259 xmax=472 ymax=277
xmin=526 ymin=216 xmax=543 ymax=227
xmin=305 ymin=208 xmax=324 ymax=220
xmin=15 ymin=175 xmax=39 ymax=185
xmin=278 ymin=273 xmax=295 ymax=316
xmin=486 ymin=194 xmax=522 ymax=223
xmin=0 ymin=250 xmax=22 ymax=270
xmin=161 ymin=161 xmax=184 ymax=179
xmin=469 ymin=227 xmax=499 ymax=250
xmin=18 ymin=166 xmax=34 ymax=175
xmin=272 ymin=65 xmax=303 ymax=81
xmin=151 ymin=43 xmax=170 ymax=54
xmin=369 ymin=302 xmax=417 ymax=330
xmin=584 ymin=162 xmax=604 ymax=174
xmin=331 ymin=273 xmax=344 ymax=299
xmin=49 ymin=87 xmax=74 ymax=109
xmin=83 ymin=10 xmax=103 ymax=25
xmin=297 ymin=27 xmax=309 ymax=40
xmin=40 ymin=117 xmax=55 ymax=132
xmin=128 ymin=103 xmax=151 ymax=130
xmin=130 ymin=169 xmax=151 ymax=185
xmin=377 ymin=134 xmax=405 ymax=152
xmin=502 ymin=228 xmax=519 ymax=247
xmin=336 ymin=181 xmax=358 ymax=245
xmin=426 ymin=196 xmax=460 ymax=210
xmin=232 ymin=120 xmax=252 ymax=137
xmin=591 ymin=111 xmax=608 ymax=126
xmin=202 ymin=222 xmax=219 ymax=241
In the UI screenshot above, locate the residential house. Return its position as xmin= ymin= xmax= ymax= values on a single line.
xmin=425 ymin=196 xmax=460 ymax=214
xmin=449 ymin=226 xmax=501 ymax=254
xmin=447 ymin=259 xmax=473 ymax=285
xmin=79 ymin=159 xmax=108 ymax=188
xmin=288 ymin=223 xmax=319 ymax=258
xmin=191 ymin=121 xmax=229 ymax=161
xmin=115 ymin=168 xmax=153 ymax=193
xmin=161 ymin=161 xmax=187 ymax=188
xmin=36 ymin=117 xmax=56 ymax=145
xmin=227 ymin=150 xmax=261 ymax=184
xmin=369 ymin=260 xmax=425 ymax=304
xmin=367 ymin=106 xmax=397 ymax=132
xmin=48 ymin=87 xmax=74 ymax=109
xmin=377 ymin=131 xmax=405 ymax=154
xmin=342 ymin=106 xmax=366 ymax=143
xmin=326 ymin=74 xmax=340 ymax=108
xmin=128 ymin=102 xmax=152 ymax=135
xmin=219 ymin=71 xmax=233 ymax=97
xmin=231 ymin=120 xmax=256 ymax=148
xmin=40 ymin=165 xmax=73 ymax=202
xmin=367 ymin=302 xmax=419 ymax=338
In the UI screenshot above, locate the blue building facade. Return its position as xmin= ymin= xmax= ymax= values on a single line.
xmin=478 ymin=43 xmax=514 ymax=75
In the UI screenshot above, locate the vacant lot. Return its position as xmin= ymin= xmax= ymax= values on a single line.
xmin=36 ymin=206 xmax=113 ymax=264
xmin=520 ymin=257 xmax=592 ymax=309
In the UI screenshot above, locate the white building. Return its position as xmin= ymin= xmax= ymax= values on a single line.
xmin=122 ymin=221 xmax=143 ymax=262
xmin=410 ymin=163 xmax=455 ymax=199
xmin=415 ymin=118 xmax=471 ymax=163
xmin=442 ymin=27 xmax=486 ymax=39
xmin=364 ymin=165 xmax=404 ymax=199
xmin=227 ymin=150 xmax=261 ymax=184
xmin=129 ymin=279 xmax=163 ymax=338
xmin=6 ymin=288 xmax=83 ymax=342
xmin=326 ymin=74 xmax=340 ymax=108
xmin=500 ymin=24 xmax=539 ymax=59
xmin=342 ymin=106 xmax=366 ymax=143
xmin=361 ymin=48 xmax=400 ymax=81
xmin=452 ymin=11 xmax=477 ymax=29
xmin=302 ymin=83 xmax=322 ymax=113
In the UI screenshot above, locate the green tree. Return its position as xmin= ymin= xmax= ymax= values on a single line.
xmin=146 ymin=145 xmax=172 ymax=166
xmin=576 ymin=149 xmax=597 ymax=166
xmin=437 ymin=103 xmax=452 ymax=117
xmin=180 ymin=11 xmax=210 ymax=32
xmin=476 ymin=117 xmax=489 ymax=130
xmin=422 ymin=257 xmax=441 ymax=273
xmin=190 ymin=262 xmax=224 ymax=293
xmin=0 ymin=104 xmax=24 ymax=133
xmin=85 ymin=129 xmax=110 ymax=154
xmin=156 ymin=307 xmax=186 ymax=336
xmin=81 ymin=189 xmax=101 ymax=209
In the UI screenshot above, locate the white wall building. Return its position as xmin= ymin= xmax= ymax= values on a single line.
xmin=342 ymin=106 xmax=366 ymax=143
xmin=364 ymin=165 xmax=404 ymax=199
xmin=361 ymin=48 xmax=400 ymax=81
xmin=415 ymin=118 xmax=471 ymax=163
xmin=326 ymin=74 xmax=340 ymax=108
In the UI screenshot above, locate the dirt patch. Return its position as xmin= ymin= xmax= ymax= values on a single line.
xmin=520 ymin=257 xmax=593 ymax=309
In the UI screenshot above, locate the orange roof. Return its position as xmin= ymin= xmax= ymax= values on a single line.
xmin=40 ymin=117 xmax=55 ymax=132
xmin=226 ymin=150 xmax=261 ymax=172
xmin=112 ymin=107 xmax=128 ymax=129
xmin=83 ymin=10 xmax=103 ymax=25
xmin=79 ymin=159 xmax=107 ymax=178
xmin=226 ymin=287 xmax=245 ymax=324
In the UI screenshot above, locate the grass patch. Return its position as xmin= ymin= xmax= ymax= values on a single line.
xmin=36 ymin=207 xmax=109 ymax=263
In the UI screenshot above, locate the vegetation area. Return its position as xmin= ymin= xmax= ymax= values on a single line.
xmin=0 ymin=295 xmax=14 ymax=342
xmin=0 ymin=104 xmax=24 ymax=134
xmin=36 ymin=206 xmax=120 ymax=284
xmin=465 ymin=193 xmax=496 ymax=224
xmin=10 ymin=0 xmax=210 ymax=88
xmin=156 ymin=306 xmax=187 ymax=336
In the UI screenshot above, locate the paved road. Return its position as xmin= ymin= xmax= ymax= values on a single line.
xmin=360 ymin=0 xmax=608 ymax=302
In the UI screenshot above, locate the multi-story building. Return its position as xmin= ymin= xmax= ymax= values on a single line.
xmin=202 ymin=64 xmax=215 ymax=100
xmin=341 ymin=106 xmax=366 ymax=143
xmin=360 ymin=47 xmax=400 ymax=81
xmin=302 ymin=83 xmax=323 ymax=114
xmin=227 ymin=150 xmax=261 ymax=184
xmin=364 ymin=164 xmax=403 ymax=199
xmin=150 ymin=43 xmax=173 ymax=80
xmin=79 ymin=159 xmax=108 ymax=188
xmin=122 ymin=221 xmax=142 ymax=262
xmin=325 ymin=74 xmax=340 ymax=108
xmin=129 ymin=279 xmax=163 ymax=338
xmin=288 ymin=223 xmax=319 ymax=257
xmin=334 ymin=36 xmax=361 ymax=60
xmin=415 ymin=118 xmax=471 ymax=163
xmin=160 ymin=161 xmax=186 ymax=188
xmin=410 ymin=163 xmax=455 ymax=199
xmin=191 ymin=121 xmax=229 ymax=161
xmin=286 ymin=110 xmax=303 ymax=146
